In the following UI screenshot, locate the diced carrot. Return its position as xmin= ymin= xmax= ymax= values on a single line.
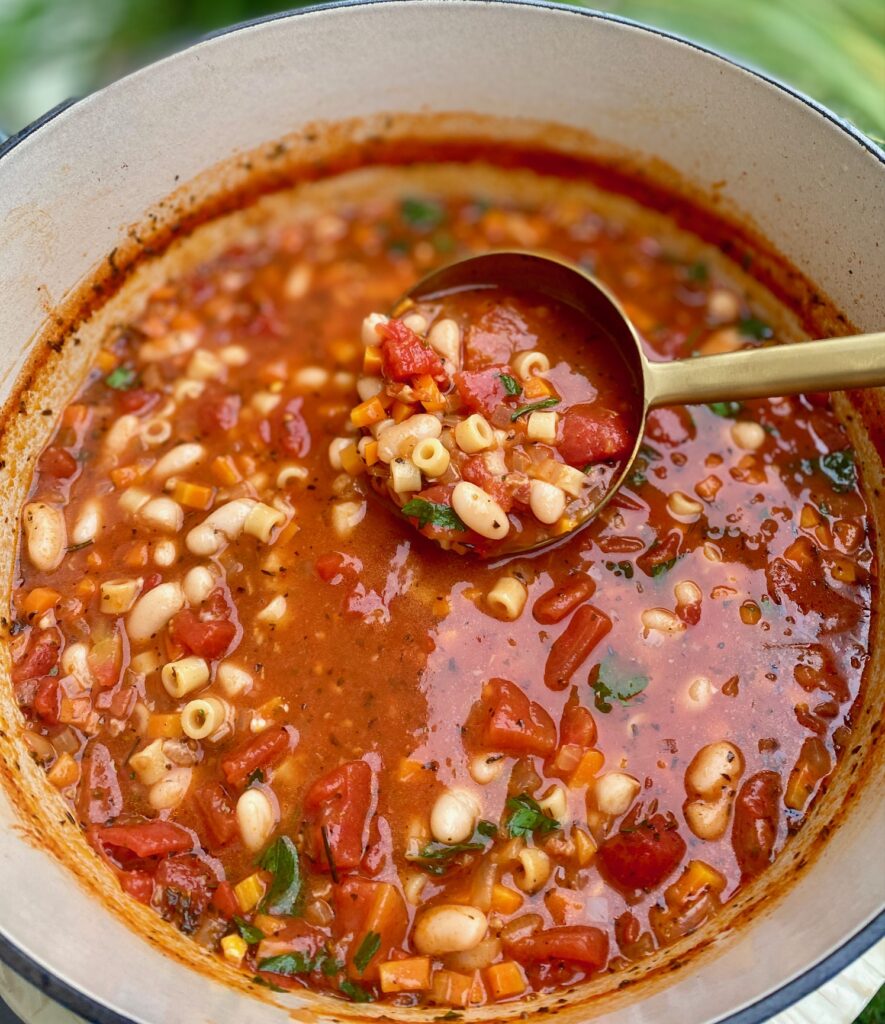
xmin=96 ymin=349 xmax=118 ymax=373
xmin=235 ymin=453 xmax=257 ymax=477
xmin=784 ymin=536 xmax=815 ymax=569
xmin=572 ymin=825 xmax=597 ymax=867
xmin=484 ymin=961 xmax=526 ymax=1000
xmin=379 ymin=956 xmax=432 ymax=993
xmin=523 ymin=377 xmax=553 ymax=400
xmin=86 ymin=551 xmax=103 ymax=570
xmin=22 ymin=588 xmax=61 ymax=616
xmin=339 ymin=443 xmax=366 ymax=476
xmin=211 ymin=455 xmax=242 ymax=485
xmin=545 ymin=889 xmax=583 ymax=925
xmin=364 ymin=440 xmax=380 ymax=466
xmin=146 ymin=714 xmax=183 ymax=739
xmin=110 ymin=465 xmax=140 ymax=489
xmin=62 ymin=404 xmax=91 ymax=430
xmin=666 ymin=860 xmax=726 ymax=906
xmin=253 ymin=913 xmax=287 ymax=936
xmin=76 ymin=579 xmax=96 ymax=602
xmin=363 ymin=346 xmax=383 ymax=375
xmin=276 ymin=520 xmax=300 ymax=544
xmin=491 ymin=884 xmax=524 ymax=915
xmin=396 ymin=758 xmax=424 ymax=782
xmin=391 ymin=400 xmax=417 ymax=424
xmin=568 ymin=749 xmax=605 ymax=788
xmin=430 ymin=969 xmax=473 ymax=1007
xmin=330 ymin=339 xmax=360 ymax=367
xmin=47 ymin=752 xmax=80 ymax=789
xmin=414 ymin=374 xmax=445 ymax=413
xmin=350 ymin=396 xmax=387 ymax=428
xmin=123 ymin=542 xmax=149 ymax=569
xmin=171 ymin=480 xmax=215 ymax=510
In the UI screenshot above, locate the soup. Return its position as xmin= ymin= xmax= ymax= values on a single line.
xmin=8 ymin=161 xmax=872 ymax=1009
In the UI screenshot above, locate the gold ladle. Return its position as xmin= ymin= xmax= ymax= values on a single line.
xmin=393 ymin=250 xmax=885 ymax=555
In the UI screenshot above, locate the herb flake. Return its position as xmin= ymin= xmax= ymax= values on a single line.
xmin=505 ymin=794 xmax=559 ymax=839
xmin=234 ymin=916 xmax=265 ymax=945
xmin=590 ymin=657 xmax=650 ymax=713
xmin=353 ymin=931 xmax=381 ymax=974
xmin=739 ymin=316 xmax=773 ymax=340
xmin=401 ymin=498 xmax=466 ymax=532
xmin=104 ymin=366 xmax=139 ymax=390
xmin=510 ymin=397 xmax=560 ymax=421
xmin=820 ymin=449 xmax=856 ymax=493
xmin=498 ymin=373 xmax=522 ymax=396
xmin=340 ymin=979 xmax=375 ymax=1003
xmin=401 ymin=197 xmax=445 ymax=230
xmin=257 ymin=836 xmax=302 ymax=916
xmin=708 ymin=401 xmax=743 ymax=419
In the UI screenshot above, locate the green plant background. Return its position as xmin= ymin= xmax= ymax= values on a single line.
xmin=0 ymin=0 xmax=882 ymax=1020
xmin=0 ymin=0 xmax=883 ymax=142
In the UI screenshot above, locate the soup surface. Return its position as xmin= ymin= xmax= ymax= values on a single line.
xmin=8 ymin=164 xmax=873 ymax=1009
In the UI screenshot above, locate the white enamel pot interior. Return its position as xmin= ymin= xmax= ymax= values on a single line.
xmin=0 ymin=3 xmax=883 ymax=1023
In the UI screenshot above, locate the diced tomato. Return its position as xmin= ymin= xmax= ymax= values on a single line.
xmin=12 ymin=629 xmax=60 ymax=683
xmin=155 ymin=855 xmax=217 ymax=931
xmin=119 ymin=870 xmax=155 ymax=904
xmin=87 ymin=628 xmax=124 ymax=689
xmin=732 ymin=771 xmax=781 ymax=881
xmin=304 ymin=760 xmax=374 ymax=872
xmin=33 ymin=678 xmax=61 ymax=723
xmin=333 ymin=876 xmax=408 ymax=980
xmin=636 ymin=530 xmax=682 ymax=578
xmin=379 ymin=319 xmax=447 ymax=383
xmin=169 ymin=609 xmax=236 ymax=661
xmin=96 ymin=820 xmax=193 ymax=858
xmin=532 ymin=573 xmax=596 ymax=625
xmin=558 ymin=404 xmax=633 ymax=467
xmin=38 ymin=446 xmax=79 ymax=478
xmin=506 ymin=926 xmax=609 ymax=970
xmin=221 ymin=726 xmax=291 ymax=788
xmin=197 ymin=389 xmax=241 ymax=433
xmin=211 ymin=880 xmax=241 ymax=918
xmin=117 ymin=388 xmax=161 ymax=414
xmin=194 ymin=782 xmax=238 ymax=848
xmin=543 ymin=605 xmax=612 ymax=691
xmin=474 ymin=678 xmax=556 ymax=756
xmin=272 ymin=396 xmax=312 ymax=457
xmin=141 ymin=572 xmax=163 ymax=594
xmin=597 ymin=813 xmax=686 ymax=893
xmin=77 ymin=742 xmax=123 ymax=824
xmin=454 ymin=365 xmax=511 ymax=417
xmin=559 ymin=691 xmax=597 ymax=749
xmin=315 ymin=551 xmax=360 ymax=585
xmin=254 ymin=918 xmax=327 ymax=985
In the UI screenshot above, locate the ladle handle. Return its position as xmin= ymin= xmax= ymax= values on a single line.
xmin=645 ymin=332 xmax=885 ymax=408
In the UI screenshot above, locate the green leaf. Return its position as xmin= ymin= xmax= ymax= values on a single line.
xmin=505 ymin=794 xmax=559 ymax=839
xmin=686 ymin=260 xmax=709 ymax=282
xmin=510 ymin=397 xmax=560 ymax=421
xmin=252 ymin=976 xmax=285 ymax=993
xmin=651 ymin=558 xmax=677 ymax=578
xmin=353 ymin=931 xmax=381 ymax=975
xmin=104 ymin=366 xmax=138 ymax=390
xmin=401 ymin=498 xmax=466 ymax=532
xmin=739 ymin=316 xmax=773 ymax=340
xmin=233 ymin=916 xmax=264 ymax=945
xmin=246 ymin=767 xmax=265 ymax=787
xmin=590 ymin=657 xmax=649 ymax=714
xmin=66 ymin=538 xmax=95 ymax=553
xmin=708 ymin=401 xmax=744 ymax=418
xmin=498 ymin=373 xmax=522 ymax=396
xmin=820 ymin=449 xmax=856 ymax=493
xmin=340 ymin=979 xmax=375 ymax=1003
xmin=476 ymin=819 xmax=498 ymax=838
xmin=321 ymin=957 xmax=344 ymax=977
xmin=257 ymin=836 xmax=302 ymax=916
xmin=401 ymin=197 xmax=445 ymax=230
xmin=258 ymin=952 xmax=317 ymax=977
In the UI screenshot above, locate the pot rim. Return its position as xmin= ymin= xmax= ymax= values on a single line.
xmin=0 ymin=2 xmax=882 ymax=1022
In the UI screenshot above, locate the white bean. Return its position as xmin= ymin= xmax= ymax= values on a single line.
xmin=451 ymin=482 xmax=509 ymax=541
xmin=667 ymin=491 xmax=704 ymax=521
xmin=413 ymin=905 xmax=488 ymax=955
xmin=641 ymin=607 xmax=686 ymax=634
xmin=148 ymin=767 xmax=192 ymax=810
xmin=377 ymin=415 xmax=442 ymax=463
xmin=685 ymin=741 xmax=744 ymax=800
xmin=22 ymin=502 xmax=67 ymax=572
xmin=331 ymin=501 xmax=366 ymax=540
xmin=361 ymin=312 xmax=388 ymax=347
xmin=529 ymin=480 xmax=566 ymax=524
xmin=151 ymin=443 xmax=206 ymax=482
xmin=430 ymin=788 xmax=481 ymax=845
xmin=127 ymin=581 xmax=185 ymax=642
xmin=183 ymin=565 xmax=215 ymax=606
xmin=427 ymin=318 xmax=461 ymax=365
xmin=60 ymin=642 xmax=92 ymax=688
xmin=103 ymin=414 xmax=140 ymax=456
xmin=594 ymin=771 xmax=640 ymax=817
xmin=236 ymin=788 xmax=276 ymax=850
xmin=186 ymin=498 xmax=256 ymax=556
xmin=684 ymin=798 xmax=731 ymax=841
xmin=152 ymin=540 xmax=177 ymax=566
xmin=139 ymin=496 xmax=184 ymax=533
xmin=139 ymin=329 xmax=199 ymax=362
xmin=468 ymin=753 xmax=505 ymax=785
xmin=70 ymin=500 xmax=101 ymax=546
xmin=731 ymin=422 xmax=766 ymax=450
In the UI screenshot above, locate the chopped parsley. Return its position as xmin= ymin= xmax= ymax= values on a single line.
xmin=252 ymin=976 xmax=286 ymax=993
xmin=476 ymin=819 xmax=498 ymax=838
xmin=707 ymin=401 xmax=744 ymax=418
xmin=400 ymin=197 xmax=445 ymax=230
xmin=245 ymin=767 xmax=265 ymax=787
xmin=820 ymin=449 xmax=856 ymax=493
xmin=66 ymin=538 xmax=94 ymax=553
xmin=510 ymin=397 xmax=560 ymax=421
xmin=353 ymin=931 xmax=381 ymax=974
xmin=339 ymin=979 xmax=375 ymax=1003
xmin=104 ymin=366 xmax=138 ymax=390
xmin=415 ymin=840 xmax=485 ymax=874
xmin=651 ymin=558 xmax=677 ymax=578
xmin=257 ymin=836 xmax=302 ymax=916
xmin=685 ymin=261 xmax=709 ymax=282
xmin=590 ymin=657 xmax=650 ymax=713
xmin=739 ymin=316 xmax=773 ymax=340
xmin=401 ymin=498 xmax=466 ymax=532
xmin=233 ymin=916 xmax=265 ymax=945
xmin=498 ymin=372 xmax=522 ymax=396
xmin=605 ymin=560 xmax=634 ymax=580
xmin=258 ymin=952 xmax=320 ymax=977
xmin=505 ymin=794 xmax=559 ymax=839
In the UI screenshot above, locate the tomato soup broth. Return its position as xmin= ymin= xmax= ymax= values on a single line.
xmin=8 ymin=163 xmax=873 ymax=1008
